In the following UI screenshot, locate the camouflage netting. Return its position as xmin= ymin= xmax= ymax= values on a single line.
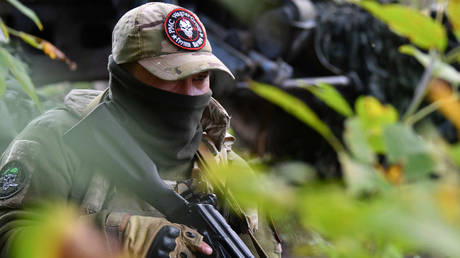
xmin=314 ymin=2 xmax=424 ymax=112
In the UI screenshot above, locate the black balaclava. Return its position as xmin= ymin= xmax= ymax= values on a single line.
xmin=106 ymin=57 xmax=211 ymax=179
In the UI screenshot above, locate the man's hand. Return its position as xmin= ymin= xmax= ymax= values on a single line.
xmin=147 ymin=225 xmax=213 ymax=258
xmin=122 ymin=215 xmax=213 ymax=258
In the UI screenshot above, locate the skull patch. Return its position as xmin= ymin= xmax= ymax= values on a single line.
xmin=164 ymin=8 xmax=206 ymax=50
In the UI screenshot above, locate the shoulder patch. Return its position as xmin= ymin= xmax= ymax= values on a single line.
xmin=164 ymin=8 xmax=206 ymax=51
xmin=0 ymin=161 xmax=27 ymax=199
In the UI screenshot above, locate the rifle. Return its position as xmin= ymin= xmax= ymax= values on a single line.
xmin=64 ymin=103 xmax=254 ymax=258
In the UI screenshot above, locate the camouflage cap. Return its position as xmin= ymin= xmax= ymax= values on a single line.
xmin=112 ymin=2 xmax=234 ymax=80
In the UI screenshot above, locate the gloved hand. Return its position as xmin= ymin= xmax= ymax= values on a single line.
xmin=122 ymin=215 xmax=213 ymax=258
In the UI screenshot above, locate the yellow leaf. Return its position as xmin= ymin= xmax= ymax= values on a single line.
xmin=427 ymin=79 xmax=460 ymax=138
xmin=42 ymin=41 xmax=58 ymax=59
xmin=376 ymin=164 xmax=403 ymax=185
xmin=436 ymin=182 xmax=460 ymax=225
xmin=41 ymin=41 xmax=77 ymax=70
xmin=447 ymin=0 xmax=460 ymax=41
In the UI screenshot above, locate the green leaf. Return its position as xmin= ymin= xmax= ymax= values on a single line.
xmin=383 ymin=124 xmax=434 ymax=181
xmin=6 ymin=0 xmax=43 ymax=31
xmin=304 ymin=82 xmax=353 ymax=117
xmin=359 ymin=1 xmax=447 ymax=51
xmin=355 ymin=96 xmax=398 ymax=153
xmin=0 ymin=98 xmax=19 ymax=139
xmin=16 ymin=31 xmax=42 ymax=49
xmin=448 ymin=143 xmax=460 ymax=168
xmin=447 ymin=0 xmax=460 ymax=41
xmin=249 ymin=80 xmax=343 ymax=152
xmin=382 ymin=245 xmax=404 ymax=258
xmin=0 ymin=48 xmax=8 ymax=98
xmin=339 ymin=153 xmax=388 ymax=196
xmin=0 ymin=48 xmax=41 ymax=111
xmin=400 ymin=45 xmax=460 ymax=85
xmin=344 ymin=118 xmax=376 ymax=164
xmin=0 ymin=19 xmax=9 ymax=43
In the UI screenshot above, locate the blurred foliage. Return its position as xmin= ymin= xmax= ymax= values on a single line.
xmin=0 ymin=0 xmax=79 ymax=151
xmin=0 ymin=1 xmax=42 ymax=110
xmin=6 ymin=27 xmax=77 ymax=70
xmin=6 ymin=0 xmax=43 ymax=31
xmin=11 ymin=202 xmax=127 ymax=258
xmin=249 ymin=80 xmax=344 ymax=152
xmin=447 ymin=0 xmax=460 ymax=41
xmin=217 ymin=0 xmax=460 ymax=257
xmin=0 ymin=47 xmax=41 ymax=110
xmin=359 ymin=1 xmax=447 ymax=51
xmin=0 ymin=0 xmax=76 ymax=111
xmin=303 ymin=82 xmax=354 ymax=118
xmin=399 ymin=45 xmax=460 ymax=86
xmin=215 ymin=0 xmax=279 ymax=25
xmin=12 ymin=203 xmax=80 ymax=258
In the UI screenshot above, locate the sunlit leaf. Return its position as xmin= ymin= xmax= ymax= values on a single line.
xmin=303 ymin=82 xmax=353 ymax=117
xmin=447 ymin=0 xmax=460 ymax=41
xmin=0 ymin=18 xmax=9 ymax=43
xmin=344 ymin=118 xmax=376 ymax=164
xmin=400 ymin=45 xmax=460 ymax=85
xmin=249 ymin=80 xmax=343 ymax=152
xmin=0 ymin=48 xmax=41 ymax=111
xmin=359 ymin=1 xmax=447 ymax=51
xmin=355 ymin=96 xmax=398 ymax=153
xmin=6 ymin=0 xmax=43 ymax=30
xmin=383 ymin=124 xmax=434 ymax=181
xmin=15 ymin=30 xmax=42 ymax=49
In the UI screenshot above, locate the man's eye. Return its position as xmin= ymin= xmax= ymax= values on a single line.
xmin=193 ymin=72 xmax=209 ymax=81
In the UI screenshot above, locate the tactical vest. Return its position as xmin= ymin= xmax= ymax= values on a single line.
xmin=63 ymin=89 xmax=275 ymax=257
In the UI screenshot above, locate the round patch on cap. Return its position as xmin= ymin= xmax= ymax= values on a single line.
xmin=164 ymin=8 xmax=206 ymax=51
xmin=0 ymin=161 xmax=27 ymax=199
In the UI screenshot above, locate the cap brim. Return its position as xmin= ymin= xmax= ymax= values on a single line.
xmin=138 ymin=52 xmax=234 ymax=81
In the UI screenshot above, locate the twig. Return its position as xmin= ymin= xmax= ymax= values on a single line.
xmin=402 ymin=52 xmax=436 ymax=121
xmin=445 ymin=45 xmax=460 ymax=64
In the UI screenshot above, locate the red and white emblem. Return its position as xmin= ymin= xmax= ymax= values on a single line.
xmin=164 ymin=8 xmax=206 ymax=51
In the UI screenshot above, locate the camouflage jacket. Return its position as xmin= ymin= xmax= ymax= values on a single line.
xmin=0 ymin=89 xmax=281 ymax=257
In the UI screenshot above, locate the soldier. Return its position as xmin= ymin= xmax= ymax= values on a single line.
xmin=0 ymin=2 xmax=281 ymax=258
